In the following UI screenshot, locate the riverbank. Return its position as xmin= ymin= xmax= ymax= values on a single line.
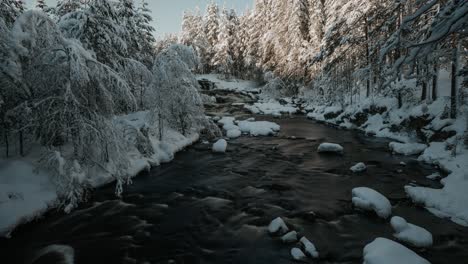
xmin=0 ymin=111 xmax=199 ymax=237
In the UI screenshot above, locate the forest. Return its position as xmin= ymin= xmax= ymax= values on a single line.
xmin=0 ymin=0 xmax=467 ymax=263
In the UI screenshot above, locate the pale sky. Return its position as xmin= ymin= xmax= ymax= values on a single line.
xmin=23 ymin=0 xmax=254 ymax=37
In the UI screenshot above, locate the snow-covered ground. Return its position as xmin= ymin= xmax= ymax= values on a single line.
xmin=197 ymin=74 xmax=260 ymax=93
xmin=0 ymin=111 xmax=199 ymax=237
xmin=406 ymin=141 xmax=468 ymax=226
xmin=0 ymin=161 xmax=58 ymax=237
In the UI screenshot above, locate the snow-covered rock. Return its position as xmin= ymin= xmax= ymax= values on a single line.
xmin=389 ymin=142 xmax=427 ymax=156
xmin=226 ymin=129 xmax=242 ymax=139
xmin=350 ymin=162 xmax=367 ymax=172
xmin=363 ymin=238 xmax=430 ymax=264
xmin=352 ymin=187 xmax=392 ymax=218
xmin=238 ymin=120 xmax=280 ymax=136
xmin=299 ymin=237 xmax=319 ymax=258
xmin=212 ymin=139 xmax=228 ymax=153
xmin=317 ymin=143 xmax=344 ymax=154
xmin=268 ymin=217 xmax=289 ymax=234
xmin=281 ymin=231 xmax=298 ymax=243
xmin=290 ymin=248 xmax=306 ymax=261
xmin=245 ymin=100 xmax=298 ymax=116
xmin=390 ymin=216 xmax=433 ymax=247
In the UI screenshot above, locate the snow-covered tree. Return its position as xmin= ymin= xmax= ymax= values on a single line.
xmin=59 ymin=0 xmax=128 ymax=69
xmin=150 ymin=44 xmax=204 ymax=137
xmin=203 ymin=2 xmax=220 ymax=70
xmin=0 ymin=0 xmax=24 ymax=27
xmin=212 ymin=8 xmax=234 ymax=77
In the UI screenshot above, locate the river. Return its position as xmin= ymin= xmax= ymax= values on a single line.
xmin=1 ymin=90 xmax=468 ymax=264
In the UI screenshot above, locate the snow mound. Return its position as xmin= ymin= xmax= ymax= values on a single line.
xmin=352 ymin=187 xmax=392 ymax=218
xmin=300 ymin=237 xmax=319 ymax=258
xmin=268 ymin=217 xmax=289 ymax=234
xmin=238 ymin=120 xmax=280 ymax=136
xmin=363 ymin=238 xmax=430 ymax=264
xmin=226 ymin=129 xmax=242 ymax=139
xmin=317 ymin=143 xmax=344 ymax=154
xmin=390 ymin=216 xmax=433 ymax=247
xmin=290 ymin=248 xmax=306 ymax=261
xmin=245 ymin=100 xmax=298 ymax=116
xmin=218 ymin=116 xmax=239 ymax=131
xmin=389 ymin=142 xmax=427 ymax=156
xmin=350 ymin=162 xmax=367 ymax=172
xmin=212 ymin=139 xmax=227 ymax=153
xmin=281 ymin=231 xmax=298 ymax=243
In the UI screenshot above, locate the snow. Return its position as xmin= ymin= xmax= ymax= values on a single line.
xmin=268 ymin=217 xmax=289 ymax=234
xmin=0 ymin=161 xmax=58 ymax=237
xmin=212 ymin=139 xmax=228 ymax=153
xmin=350 ymin=162 xmax=367 ymax=172
xmin=363 ymin=238 xmax=430 ymax=264
xmin=281 ymin=231 xmax=298 ymax=243
xmin=237 ymin=120 xmax=280 ymax=136
xmin=352 ymin=187 xmax=392 ymax=218
xmin=0 ymin=111 xmax=200 ymax=237
xmin=389 ymin=142 xmax=427 ymax=156
xmin=390 ymin=216 xmax=433 ymax=247
xmin=300 ymin=237 xmax=319 ymax=258
xmin=290 ymin=248 xmax=306 ymax=261
xmin=317 ymin=143 xmax=344 ymax=154
xmin=196 ymin=74 xmax=260 ymax=92
xmin=245 ymin=99 xmax=298 ymax=116
xmin=406 ymin=142 xmax=468 ymax=226
xmin=226 ymin=129 xmax=242 ymax=139
xmin=217 ymin=116 xmax=281 ymax=137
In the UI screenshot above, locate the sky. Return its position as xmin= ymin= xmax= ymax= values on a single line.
xmin=23 ymin=0 xmax=254 ymax=38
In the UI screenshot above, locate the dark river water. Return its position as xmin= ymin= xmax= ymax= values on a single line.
xmin=1 ymin=92 xmax=468 ymax=264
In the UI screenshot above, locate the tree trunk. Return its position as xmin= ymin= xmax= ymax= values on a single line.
xmin=450 ymin=35 xmax=458 ymax=119
xmin=19 ymin=131 xmax=24 ymax=157
xmin=365 ymin=17 xmax=370 ymax=98
xmin=4 ymin=129 xmax=8 ymax=158
xmin=432 ymin=62 xmax=438 ymax=101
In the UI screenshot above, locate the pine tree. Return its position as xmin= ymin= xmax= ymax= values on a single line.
xmin=36 ymin=0 xmax=47 ymax=10
xmin=55 ymin=0 xmax=81 ymax=17
xmin=212 ymin=8 xmax=234 ymax=76
xmin=203 ymin=2 xmax=220 ymax=70
xmin=0 ymin=0 xmax=24 ymax=27
xmin=134 ymin=0 xmax=155 ymax=67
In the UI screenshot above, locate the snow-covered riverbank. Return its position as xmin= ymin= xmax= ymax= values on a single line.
xmin=302 ymin=97 xmax=468 ymax=227
xmin=0 ymin=111 xmax=199 ymax=237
